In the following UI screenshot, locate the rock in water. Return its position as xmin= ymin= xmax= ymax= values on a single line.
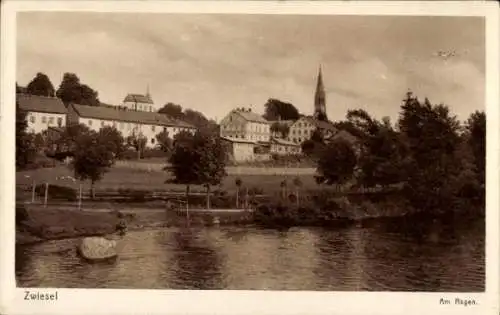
xmin=78 ymin=237 xmax=118 ymax=261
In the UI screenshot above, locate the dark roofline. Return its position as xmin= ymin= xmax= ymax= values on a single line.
xmin=70 ymin=103 xmax=196 ymax=128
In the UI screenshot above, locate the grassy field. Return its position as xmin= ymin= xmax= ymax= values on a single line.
xmin=16 ymin=165 xmax=319 ymax=195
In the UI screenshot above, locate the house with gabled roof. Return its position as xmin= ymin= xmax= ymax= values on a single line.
xmin=122 ymin=86 xmax=156 ymax=112
xmin=16 ymin=94 xmax=67 ymax=134
xmin=219 ymin=107 xmax=271 ymax=143
xmin=67 ymin=103 xmax=196 ymax=148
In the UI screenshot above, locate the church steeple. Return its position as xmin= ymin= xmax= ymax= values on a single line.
xmin=314 ymin=65 xmax=328 ymax=121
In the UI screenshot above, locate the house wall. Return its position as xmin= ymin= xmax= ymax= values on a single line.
xmin=270 ymin=143 xmax=301 ymax=155
xmin=219 ymin=112 xmax=247 ymax=139
xmin=219 ymin=111 xmax=270 ymax=142
xmin=244 ymin=121 xmax=270 ymax=142
xmin=288 ymin=117 xmax=316 ymax=144
xmin=26 ymin=111 xmax=66 ymax=134
xmin=76 ymin=116 xmax=195 ymax=148
xmin=123 ymin=101 xmax=155 ymax=112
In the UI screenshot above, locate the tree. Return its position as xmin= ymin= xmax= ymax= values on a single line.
xmin=465 ymin=111 xmax=486 ymax=184
xmin=72 ymin=131 xmax=116 ymax=199
xmin=270 ymin=122 xmax=290 ymax=139
xmin=293 ymin=177 xmax=302 ymax=207
xmin=16 ymin=102 xmax=36 ymax=169
xmin=56 ymin=73 xmax=100 ymax=106
xmin=156 ymin=130 xmax=172 ymax=154
xmin=263 ymin=98 xmax=300 ymax=121
xmin=26 ymin=72 xmax=55 ymax=97
xmin=98 ymin=126 xmax=125 ymax=158
xmin=168 ymin=130 xmax=227 ymax=211
xmin=398 ymin=92 xmax=464 ymax=212
xmin=315 ymin=138 xmax=357 ymax=189
xmin=158 ymin=103 xmax=184 ymax=119
xmin=126 ymin=132 xmax=147 ymax=159
xmin=57 ymin=123 xmax=91 ymax=154
xmin=280 ymin=179 xmax=288 ymax=200
xmin=235 ymin=177 xmax=242 ymax=208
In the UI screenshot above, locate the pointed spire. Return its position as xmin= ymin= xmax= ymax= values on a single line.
xmin=146 ymin=84 xmax=150 ymax=97
xmin=314 ymin=64 xmax=327 ymax=121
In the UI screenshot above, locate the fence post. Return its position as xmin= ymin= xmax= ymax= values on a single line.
xmin=78 ymin=183 xmax=82 ymax=210
xmin=31 ymin=180 xmax=36 ymax=203
xmin=43 ymin=182 xmax=49 ymax=208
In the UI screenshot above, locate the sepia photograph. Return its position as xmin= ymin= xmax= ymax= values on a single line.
xmin=1 ymin=1 xmax=499 ymax=315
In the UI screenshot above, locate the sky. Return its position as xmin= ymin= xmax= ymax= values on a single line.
xmin=17 ymin=13 xmax=485 ymax=123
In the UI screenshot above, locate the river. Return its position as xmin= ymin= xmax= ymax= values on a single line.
xmin=16 ymin=216 xmax=484 ymax=291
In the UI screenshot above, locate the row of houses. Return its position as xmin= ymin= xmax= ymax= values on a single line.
xmin=16 ymin=94 xmax=310 ymax=162
xmin=17 ymin=93 xmax=197 ymax=149
xmin=218 ymin=107 xmax=358 ymax=162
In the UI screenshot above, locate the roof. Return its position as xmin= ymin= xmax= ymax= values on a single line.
xmin=296 ymin=116 xmax=337 ymax=131
xmin=71 ymin=103 xmax=195 ymax=128
xmin=270 ymin=137 xmax=300 ymax=146
xmin=17 ymin=94 xmax=67 ymax=114
xmin=220 ymin=136 xmax=257 ymax=144
xmin=233 ymin=110 xmax=269 ymax=124
xmin=268 ymin=119 xmax=295 ymax=126
xmin=123 ymin=93 xmax=154 ymax=104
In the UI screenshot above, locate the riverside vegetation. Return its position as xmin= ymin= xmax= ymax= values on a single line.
xmin=15 ymin=88 xmax=485 ymax=242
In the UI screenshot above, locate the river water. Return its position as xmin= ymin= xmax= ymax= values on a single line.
xmin=16 ymin=216 xmax=484 ymax=291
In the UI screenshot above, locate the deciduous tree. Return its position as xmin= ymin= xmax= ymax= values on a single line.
xmin=263 ymin=98 xmax=300 ymax=121
xmin=168 ymin=130 xmax=227 ymax=210
xmin=26 ymin=72 xmax=55 ymax=97
xmin=315 ymin=138 xmax=357 ymax=188
xmin=72 ymin=131 xmax=117 ymax=199
xmin=56 ymin=73 xmax=100 ymax=106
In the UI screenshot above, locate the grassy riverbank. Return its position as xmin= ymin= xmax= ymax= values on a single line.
xmin=16 ymin=204 xmax=253 ymax=245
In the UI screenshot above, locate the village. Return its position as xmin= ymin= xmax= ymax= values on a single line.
xmin=16 ymin=67 xmax=358 ymax=164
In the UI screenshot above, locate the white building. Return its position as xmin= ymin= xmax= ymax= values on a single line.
xmin=269 ymin=137 xmax=301 ymax=155
xmin=17 ymin=94 xmax=67 ymax=134
xmin=122 ymin=92 xmax=155 ymax=112
xmin=221 ymin=137 xmax=257 ymax=162
xmin=288 ymin=116 xmax=337 ymax=144
xmin=219 ymin=108 xmax=271 ymax=142
xmin=67 ymin=103 xmax=196 ymax=148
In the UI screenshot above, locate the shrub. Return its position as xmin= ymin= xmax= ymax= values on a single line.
xmin=16 ymin=205 xmax=30 ymax=225
xmin=142 ymin=148 xmax=168 ymax=159
xmin=35 ymin=184 xmax=77 ymax=201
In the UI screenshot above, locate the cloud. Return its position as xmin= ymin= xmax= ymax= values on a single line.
xmin=16 ymin=13 xmax=485 ymax=122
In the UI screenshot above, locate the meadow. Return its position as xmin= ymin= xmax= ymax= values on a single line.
xmin=16 ymin=164 xmax=319 ymax=195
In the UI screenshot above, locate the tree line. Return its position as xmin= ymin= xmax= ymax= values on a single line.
xmin=312 ymin=91 xmax=485 ymax=214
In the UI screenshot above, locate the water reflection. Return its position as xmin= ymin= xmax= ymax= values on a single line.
xmin=16 ymin=217 xmax=485 ymax=291
xmin=169 ymin=227 xmax=223 ymax=289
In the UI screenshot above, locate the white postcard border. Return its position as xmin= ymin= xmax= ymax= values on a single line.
xmin=1 ymin=1 xmax=498 ymax=315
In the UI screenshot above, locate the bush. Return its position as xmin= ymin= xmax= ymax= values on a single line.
xmin=120 ymin=149 xmax=139 ymax=160
xmin=35 ymin=184 xmax=77 ymax=201
xmin=16 ymin=205 xmax=30 ymax=225
xmin=142 ymin=148 xmax=168 ymax=159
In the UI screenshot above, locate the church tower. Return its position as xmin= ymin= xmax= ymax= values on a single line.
xmin=313 ymin=66 xmax=328 ymax=121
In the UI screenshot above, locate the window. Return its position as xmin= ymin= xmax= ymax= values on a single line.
xmin=42 ymin=116 xmax=47 ymax=124
xmin=48 ymin=117 xmax=54 ymax=124
xmin=149 ymin=106 xmax=152 ymax=112
xmin=88 ymin=119 xmax=93 ymax=126
xmin=163 ymin=127 xmax=167 ymax=132
xmin=152 ymin=125 xmax=156 ymax=132
xmin=151 ymin=138 xmax=155 ymax=144
xmin=112 ymin=121 xmax=116 ymax=127
xmin=298 ymin=130 xmax=302 ymax=135
xmin=57 ymin=117 xmax=63 ymax=127
xmin=101 ymin=121 xmax=105 ymax=127
xmin=30 ymin=116 xmax=35 ymax=123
